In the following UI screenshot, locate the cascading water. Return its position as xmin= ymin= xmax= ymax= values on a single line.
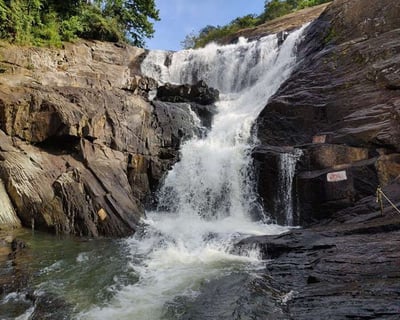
xmin=276 ymin=149 xmax=303 ymax=226
xmin=77 ymin=25 xmax=308 ymax=320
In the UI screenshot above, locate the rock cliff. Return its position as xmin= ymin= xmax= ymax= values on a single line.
xmin=255 ymin=0 xmax=400 ymax=225
xmin=0 ymin=41 xmax=218 ymax=237
xmin=237 ymin=2 xmax=400 ymax=317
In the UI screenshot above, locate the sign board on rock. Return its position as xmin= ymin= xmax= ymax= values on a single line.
xmin=312 ymin=135 xmax=326 ymax=144
xmin=327 ymin=170 xmax=347 ymax=182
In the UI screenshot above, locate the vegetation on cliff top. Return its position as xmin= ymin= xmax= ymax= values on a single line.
xmin=0 ymin=0 xmax=159 ymax=47
xmin=182 ymin=0 xmax=331 ymax=49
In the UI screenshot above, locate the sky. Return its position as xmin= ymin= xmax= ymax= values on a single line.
xmin=145 ymin=0 xmax=265 ymax=51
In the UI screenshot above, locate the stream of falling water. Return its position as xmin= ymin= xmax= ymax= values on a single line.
xmin=277 ymin=149 xmax=303 ymax=226
xmin=79 ymin=26 xmax=308 ymax=320
xmin=3 ymin=26 xmax=308 ymax=320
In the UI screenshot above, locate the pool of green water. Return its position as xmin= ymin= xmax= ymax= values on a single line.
xmin=0 ymin=228 xmax=138 ymax=319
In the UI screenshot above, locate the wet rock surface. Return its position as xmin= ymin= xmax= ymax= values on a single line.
xmin=165 ymin=273 xmax=287 ymax=320
xmin=155 ymin=80 xmax=219 ymax=128
xmin=247 ymin=1 xmax=400 ymax=317
xmin=0 ymin=236 xmax=27 ymax=296
xmin=156 ymin=80 xmax=219 ymax=106
xmin=30 ymin=293 xmax=72 ymax=320
xmin=236 ymin=179 xmax=400 ymax=319
xmin=255 ymin=0 xmax=400 ymax=225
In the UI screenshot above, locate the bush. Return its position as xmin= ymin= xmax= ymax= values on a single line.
xmin=78 ymin=6 xmax=123 ymax=43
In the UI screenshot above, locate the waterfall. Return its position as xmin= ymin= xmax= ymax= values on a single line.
xmin=81 ymin=25 xmax=308 ymax=320
xmin=276 ymin=149 xmax=303 ymax=226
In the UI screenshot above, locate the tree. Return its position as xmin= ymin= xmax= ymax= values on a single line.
xmin=181 ymin=31 xmax=197 ymax=49
xmin=0 ymin=0 xmax=160 ymax=47
xmin=99 ymin=0 xmax=160 ymax=47
xmin=263 ymin=0 xmax=292 ymax=21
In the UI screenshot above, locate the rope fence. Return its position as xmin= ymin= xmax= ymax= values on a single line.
xmin=376 ymin=186 xmax=400 ymax=215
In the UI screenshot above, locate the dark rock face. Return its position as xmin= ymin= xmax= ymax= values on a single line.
xmin=255 ymin=0 xmax=400 ymax=225
xmin=246 ymin=2 xmax=400 ymax=317
xmin=236 ymin=180 xmax=400 ymax=319
xmin=156 ymin=80 xmax=219 ymax=106
xmin=0 ymin=42 xmax=201 ymax=237
xmin=156 ymin=80 xmax=219 ymax=128
xmin=165 ymin=272 xmax=287 ymax=320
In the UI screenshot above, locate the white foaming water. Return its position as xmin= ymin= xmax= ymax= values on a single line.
xmin=81 ymin=26 xmax=308 ymax=320
xmin=277 ymin=149 xmax=303 ymax=226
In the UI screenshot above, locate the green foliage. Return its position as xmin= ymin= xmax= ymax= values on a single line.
xmin=0 ymin=0 xmax=11 ymax=39
xmin=100 ymin=0 xmax=160 ymax=47
xmin=262 ymin=0 xmax=331 ymax=21
xmin=182 ymin=15 xmax=262 ymax=49
xmin=60 ymin=16 xmax=84 ymax=42
xmin=297 ymin=0 xmax=331 ymax=9
xmin=183 ymin=0 xmax=331 ymax=49
xmin=262 ymin=0 xmax=293 ymax=21
xmin=78 ymin=4 xmax=123 ymax=42
xmin=0 ymin=0 xmax=159 ymax=47
xmin=32 ymin=11 xmax=62 ymax=47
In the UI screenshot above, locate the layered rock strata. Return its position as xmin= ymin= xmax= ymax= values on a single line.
xmin=255 ymin=0 xmax=400 ymax=224
xmin=0 ymin=41 xmax=218 ymax=236
xmin=236 ymin=179 xmax=400 ymax=319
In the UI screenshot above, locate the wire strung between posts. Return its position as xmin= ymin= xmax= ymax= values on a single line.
xmin=376 ymin=186 xmax=400 ymax=215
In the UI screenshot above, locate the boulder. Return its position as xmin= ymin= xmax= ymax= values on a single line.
xmin=156 ymin=80 xmax=219 ymax=106
xmin=155 ymin=80 xmax=219 ymax=129
xmin=296 ymin=158 xmax=379 ymax=224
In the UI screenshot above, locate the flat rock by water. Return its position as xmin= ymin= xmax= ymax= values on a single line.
xmin=236 ymin=179 xmax=400 ymax=319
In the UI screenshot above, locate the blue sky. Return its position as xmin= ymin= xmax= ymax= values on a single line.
xmin=145 ymin=0 xmax=265 ymax=51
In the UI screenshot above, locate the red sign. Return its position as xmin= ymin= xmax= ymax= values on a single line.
xmin=327 ymin=171 xmax=347 ymax=182
xmin=313 ymin=135 xmax=326 ymax=144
